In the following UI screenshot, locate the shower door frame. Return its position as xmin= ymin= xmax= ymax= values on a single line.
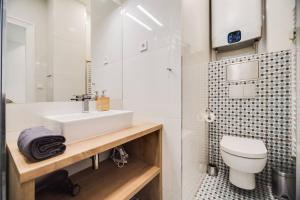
xmin=297 ymin=0 xmax=300 ymax=199
xmin=0 ymin=0 xmax=5 ymax=199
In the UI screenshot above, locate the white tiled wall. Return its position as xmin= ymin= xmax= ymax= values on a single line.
xmin=122 ymin=0 xmax=182 ymax=199
xmin=6 ymin=102 xmax=93 ymax=133
xmin=91 ymin=0 xmax=123 ymax=103
xmin=6 ymin=100 xmax=123 ymax=133
xmin=48 ymin=0 xmax=86 ymax=101
xmin=266 ymin=0 xmax=296 ymax=52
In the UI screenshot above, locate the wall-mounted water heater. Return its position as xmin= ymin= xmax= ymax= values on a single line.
xmin=211 ymin=0 xmax=262 ymax=50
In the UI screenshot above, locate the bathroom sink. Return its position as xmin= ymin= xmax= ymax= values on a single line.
xmin=44 ymin=110 xmax=134 ymax=144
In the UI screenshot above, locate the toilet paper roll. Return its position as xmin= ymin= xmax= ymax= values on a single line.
xmin=203 ymin=112 xmax=216 ymax=123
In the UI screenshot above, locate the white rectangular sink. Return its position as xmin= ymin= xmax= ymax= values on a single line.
xmin=44 ymin=110 xmax=133 ymax=144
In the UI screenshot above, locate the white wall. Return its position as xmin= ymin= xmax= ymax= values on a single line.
xmin=86 ymin=13 xmax=91 ymax=61
xmin=181 ymin=0 xmax=210 ymax=199
xmin=48 ymin=0 xmax=86 ymax=101
xmin=266 ymin=0 xmax=295 ymax=52
xmin=6 ymin=102 xmax=88 ymax=133
xmin=7 ymin=0 xmax=49 ymax=102
xmin=91 ymin=0 xmax=123 ymax=104
xmin=121 ymin=0 xmax=182 ymax=199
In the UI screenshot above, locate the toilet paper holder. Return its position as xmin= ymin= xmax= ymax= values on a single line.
xmin=204 ymin=108 xmax=215 ymax=123
xmin=206 ymin=108 xmax=212 ymax=115
xmin=205 ymin=108 xmax=218 ymax=176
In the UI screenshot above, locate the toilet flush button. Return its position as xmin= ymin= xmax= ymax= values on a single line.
xmin=243 ymin=84 xmax=256 ymax=98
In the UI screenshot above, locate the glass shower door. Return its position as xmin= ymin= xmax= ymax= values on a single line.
xmin=181 ymin=0 xmax=210 ymax=199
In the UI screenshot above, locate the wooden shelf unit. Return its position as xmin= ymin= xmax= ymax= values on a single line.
xmin=37 ymin=159 xmax=160 ymax=200
xmin=7 ymin=122 xmax=162 ymax=200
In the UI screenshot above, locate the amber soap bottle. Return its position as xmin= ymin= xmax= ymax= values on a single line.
xmin=96 ymin=90 xmax=110 ymax=111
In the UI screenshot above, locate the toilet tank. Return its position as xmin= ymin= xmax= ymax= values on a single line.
xmin=211 ymin=0 xmax=262 ymax=49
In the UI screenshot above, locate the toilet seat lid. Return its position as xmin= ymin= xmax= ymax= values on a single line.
xmin=220 ymin=135 xmax=267 ymax=159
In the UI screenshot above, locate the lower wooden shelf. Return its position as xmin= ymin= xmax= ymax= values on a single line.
xmin=36 ymin=158 xmax=160 ymax=200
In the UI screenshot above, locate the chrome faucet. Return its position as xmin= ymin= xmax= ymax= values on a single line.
xmin=82 ymin=94 xmax=91 ymax=113
xmin=71 ymin=94 xmax=91 ymax=113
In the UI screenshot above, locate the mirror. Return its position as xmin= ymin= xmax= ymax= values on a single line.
xmin=6 ymin=0 xmax=124 ymax=103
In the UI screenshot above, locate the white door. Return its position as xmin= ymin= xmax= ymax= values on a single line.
xmin=6 ymin=17 xmax=36 ymax=103
xmin=6 ymin=22 xmax=27 ymax=103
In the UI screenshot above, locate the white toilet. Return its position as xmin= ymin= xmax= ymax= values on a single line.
xmin=220 ymin=135 xmax=267 ymax=190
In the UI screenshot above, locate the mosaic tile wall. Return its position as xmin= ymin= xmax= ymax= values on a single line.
xmin=208 ymin=50 xmax=296 ymax=184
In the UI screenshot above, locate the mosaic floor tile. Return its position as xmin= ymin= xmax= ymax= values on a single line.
xmin=194 ymin=172 xmax=275 ymax=200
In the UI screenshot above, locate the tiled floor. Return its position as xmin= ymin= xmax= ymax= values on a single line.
xmin=194 ymin=172 xmax=276 ymax=200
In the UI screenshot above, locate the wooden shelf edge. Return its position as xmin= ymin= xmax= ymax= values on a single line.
xmin=36 ymin=159 xmax=160 ymax=200
xmin=116 ymin=165 xmax=160 ymax=200
xmin=7 ymin=122 xmax=162 ymax=183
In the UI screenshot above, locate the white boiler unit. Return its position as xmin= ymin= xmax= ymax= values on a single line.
xmin=211 ymin=0 xmax=262 ymax=49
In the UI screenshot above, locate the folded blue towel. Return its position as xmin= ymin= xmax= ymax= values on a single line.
xmin=17 ymin=127 xmax=66 ymax=162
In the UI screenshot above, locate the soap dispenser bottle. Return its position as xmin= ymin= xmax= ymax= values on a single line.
xmin=96 ymin=90 xmax=110 ymax=111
